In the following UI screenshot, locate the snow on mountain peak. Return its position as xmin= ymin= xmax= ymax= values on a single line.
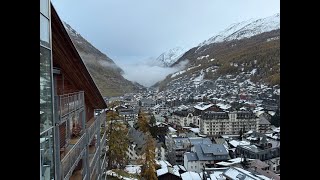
xmin=63 ymin=22 xmax=81 ymax=38
xmin=155 ymin=46 xmax=189 ymax=67
xmin=198 ymin=13 xmax=280 ymax=49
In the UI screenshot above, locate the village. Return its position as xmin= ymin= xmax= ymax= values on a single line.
xmin=105 ymin=73 xmax=280 ymax=180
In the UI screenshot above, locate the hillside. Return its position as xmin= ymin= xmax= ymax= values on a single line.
xmin=154 ymin=47 xmax=188 ymax=67
xmin=156 ymin=14 xmax=280 ymax=91
xmin=158 ymin=30 xmax=280 ymax=91
xmin=64 ymin=23 xmax=145 ymax=97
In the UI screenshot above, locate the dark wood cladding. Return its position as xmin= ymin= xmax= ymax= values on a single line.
xmin=51 ymin=5 xmax=107 ymax=110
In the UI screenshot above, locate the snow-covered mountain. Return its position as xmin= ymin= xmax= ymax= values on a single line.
xmin=197 ymin=13 xmax=280 ymax=50
xmin=155 ymin=13 xmax=280 ymax=90
xmin=155 ymin=47 xmax=188 ymax=67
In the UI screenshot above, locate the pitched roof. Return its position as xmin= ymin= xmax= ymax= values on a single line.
xmin=51 ymin=5 xmax=106 ymax=109
xmin=185 ymin=152 xmax=198 ymax=161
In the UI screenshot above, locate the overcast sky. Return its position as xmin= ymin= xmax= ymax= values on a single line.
xmin=51 ymin=0 xmax=280 ymax=86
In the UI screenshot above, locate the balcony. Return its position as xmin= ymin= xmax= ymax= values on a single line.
xmin=89 ymin=147 xmax=99 ymax=176
xmin=100 ymin=131 xmax=106 ymax=147
xmin=101 ymin=153 xmax=107 ymax=173
xmin=87 ymin=111 xmax=106 ymax=143
xmin=55 ymin=91 xmax=84 ymax=124
xmin=61 ymin=133 xmax=86 ymax=180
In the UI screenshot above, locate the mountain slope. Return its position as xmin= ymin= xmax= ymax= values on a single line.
xmin=64 ymin=22 xmax=145 ymax=97
xmin=197 ymin=13 xmax=280 ymax=51
xmin=156 ymin=13 xmax=280 ymax=91
xmin=154 ymin=47 xmax=188 ymax=67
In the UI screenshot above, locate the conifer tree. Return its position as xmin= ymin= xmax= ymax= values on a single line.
xmin=138 ymin=109 xmax=149 ymax=133
xmin=141 ymin=132 xmax=158 ymax=180
xmin=106 ymin=110 xmax=129 ymax=169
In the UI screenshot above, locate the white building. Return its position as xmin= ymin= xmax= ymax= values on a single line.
xmin=172 ymin=110 xmax=200 ymax=127
xmin=200 ymin=111 xmax=258 ymax=135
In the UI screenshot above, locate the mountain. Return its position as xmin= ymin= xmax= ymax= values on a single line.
xmin=64 ymin=22 xmax=145 ymax=97
xmin=154 ymin=47 xmax=188 ymax=67
xmin=156 ymin=13 xmax=280 ymax=91
xmin=196 ymin=13 xmax=280 ymax=52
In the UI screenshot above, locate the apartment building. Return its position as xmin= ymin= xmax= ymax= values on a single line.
xmin=40 ymin=1 xmax=108 ymax=179
xmin=172 ymin=110 xmax=200 ymax=127
xmin=199 ymin=111 xmax=258 ymax=135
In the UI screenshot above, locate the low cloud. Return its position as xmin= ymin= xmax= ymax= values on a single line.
xmin=121 ymin=59 xmax=189 ymax=87
xmin=98 ymin=60 xmax=121 ymax=70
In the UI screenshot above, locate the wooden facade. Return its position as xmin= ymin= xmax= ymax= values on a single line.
xmin=50 ymin=5 xmax=108 ymax=179
xmin=51 ymin=6 xmax=106 ymax=110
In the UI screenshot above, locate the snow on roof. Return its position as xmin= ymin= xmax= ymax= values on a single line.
xmin=216 ymin=157 xmax=250 ymax=167
xmin=157 ymin=160 xmax=172 ymax=169
xmin=181 ymin=171 xmax=202 ymax=180
xmin=156 ymin=167 xmax=168 ymax=177
xmin=256 ymin=111 xmax=265 ymax=117
xmin=229 ymin=140 xmax=250 ymax=148
xmin=216 ymin=103 xmax=231 ymax=110
xmin=223 ymin=167 xmax=261 ymax=180
xmin=125 ymin=165 xmax=141 ymax=174
xmin=178 ymin=104 xmax=189 ymax=110
xmin=169 ymin=127 xmax=177 ymax=132
xmin=240 ymin=107 xmax=247 ymax=110
xmin=190 ymin=128 xmax=200 ymax=133
xmin=209 ymin=171 xmax=226 ymax=180
xmin=194 ymin=102 xmax=213 ymax=111
xmin=268 ymin=111 xmax=275 ymax=116
xmin=273 ymin=127 xmax=280 ymax=133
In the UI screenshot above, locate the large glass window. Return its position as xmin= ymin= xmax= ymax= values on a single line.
xmin=40 ymin=128 xmax=54 ymax=180
xmin=40 ymin=14 xmax=50 ymax=47
xmin=40 ymin=0 xmax=49 ymax=17
xmin=40 ymin=46 xmax=53 ymax=132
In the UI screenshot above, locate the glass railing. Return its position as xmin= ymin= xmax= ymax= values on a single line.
xmin=60 ymin=133 xmax=86 ymax=180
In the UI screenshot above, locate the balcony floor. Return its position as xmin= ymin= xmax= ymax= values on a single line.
xmin=60 ymin=135 xmax=82 ymax=160
xmin=86 ymin=117 xmax=95 ymax=127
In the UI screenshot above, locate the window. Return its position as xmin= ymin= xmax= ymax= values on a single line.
xmin=40 ymin=0 xmax=49 ymax=17
xmin=40 ymin=14 xmax=50 ymax=47
xmin=40 ymin=46 xmax=53 ymax=132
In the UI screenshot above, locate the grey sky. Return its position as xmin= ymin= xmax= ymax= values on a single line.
xmin=51 ymin=0 xmax=279 ymax=87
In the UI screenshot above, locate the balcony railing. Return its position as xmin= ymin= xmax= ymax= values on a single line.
xmin=101 ymin=153 xmax=107 ymax=172
xmin=100 ymin=131 xmax=106 ymax=147
xmin=87 ymin=110 xmax=106 ymax=142
xmin=88 ymin=119 xmax=100 ymax=143
xmin=55 ymin=91 xmax=84 ymax=124
xmin=90 ymin=148 xmax=99 ymax=176
xmin=61 ymin=133 xmax=86 ymax=180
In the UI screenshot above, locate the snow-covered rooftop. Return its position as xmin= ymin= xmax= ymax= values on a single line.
xmin=229 ymin=140 xmax=250 ymax=148
xmin=194 ymin=102 xmax=213 ymax=111
xmin=181 ymin=171 xmax=202 ymax=180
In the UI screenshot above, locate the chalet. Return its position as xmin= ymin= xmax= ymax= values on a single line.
xmin=40 ymin=1 xmax=107 ymax=179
